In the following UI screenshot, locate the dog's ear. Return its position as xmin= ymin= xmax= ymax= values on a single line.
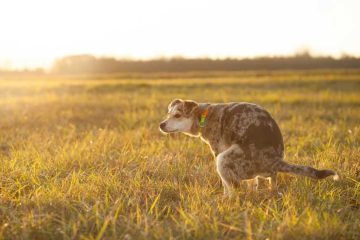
xmin=168 ymin=99 xmax=183 ymax=111
xmin=183 ymin=100 xmax=199 ymax=115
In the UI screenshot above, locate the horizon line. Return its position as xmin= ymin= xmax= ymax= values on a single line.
xmin=1 ymin=51 xmax=360 ymax=71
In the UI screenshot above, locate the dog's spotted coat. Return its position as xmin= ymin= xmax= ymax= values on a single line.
xmin=160 ymin=99 xmax=338 ymax=195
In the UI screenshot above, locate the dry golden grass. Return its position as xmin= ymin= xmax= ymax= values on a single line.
xmin=0 ymin=70 xmax=359 ymax=239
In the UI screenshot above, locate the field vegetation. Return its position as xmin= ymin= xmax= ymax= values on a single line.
xmin=0 ymin=70 xmax=359 ymax=239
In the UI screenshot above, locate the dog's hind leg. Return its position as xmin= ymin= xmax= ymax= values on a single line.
xmin=221 ymin=179 xmax=232 ymax=196
xmin=267 ymin=172 xmax=283 ymax=197
xmin=268 ymin=172 xmax=277 ymax=191
xmin=216 ymin=144 xmax=254 ymax=196
xmin=246 ymin=177 xmax=259 ymax=192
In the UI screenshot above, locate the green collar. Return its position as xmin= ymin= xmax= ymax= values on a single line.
xmin=199 ymin=107 xmax=209 ymax=128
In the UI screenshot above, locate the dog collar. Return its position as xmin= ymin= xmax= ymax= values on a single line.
xmin=199 ymin=108 xmax=209 ymax=128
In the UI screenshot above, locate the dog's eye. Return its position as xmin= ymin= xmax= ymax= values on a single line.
xmin=174 ymin=113 xmax=181 ymax=118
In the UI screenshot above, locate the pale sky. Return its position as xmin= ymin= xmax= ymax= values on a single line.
xmin=0 ymin=0 xmax=359 ymax=69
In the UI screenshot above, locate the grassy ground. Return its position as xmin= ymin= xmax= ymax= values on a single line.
xmin=0 ymin=70 xmax=359 ymax=239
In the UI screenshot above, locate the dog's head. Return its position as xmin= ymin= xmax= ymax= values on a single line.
xmin=159 ymin=99 xmax=199 ymax=136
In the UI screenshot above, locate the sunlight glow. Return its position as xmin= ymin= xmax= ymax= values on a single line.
xmin=0 ymin=0 xmax=359 ymax=69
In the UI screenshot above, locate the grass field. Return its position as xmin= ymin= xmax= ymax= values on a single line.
xmin=0 ymin=70 xmax=359 ymax=239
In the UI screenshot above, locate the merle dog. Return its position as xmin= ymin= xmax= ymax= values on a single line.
xmin=160 ymin=99 xmax=338 ymax=195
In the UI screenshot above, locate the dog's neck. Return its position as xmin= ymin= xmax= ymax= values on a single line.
xmin=188 ymin=103 xmax=210 ymax=137
xmin=198 ymin=103 xmax=211 ymax=125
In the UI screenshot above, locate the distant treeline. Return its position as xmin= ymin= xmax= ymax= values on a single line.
xmin=51 ymin=54 xmax=360 ymax=74
xmin=2 ymin=54 xmax=360 ymax=75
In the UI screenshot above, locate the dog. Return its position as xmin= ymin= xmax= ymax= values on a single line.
xmin=159 ymin=99 xmax=338 ymax=195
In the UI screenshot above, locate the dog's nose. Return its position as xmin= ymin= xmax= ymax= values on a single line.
xmin=159 ymin=122 xmax=166 ymax=129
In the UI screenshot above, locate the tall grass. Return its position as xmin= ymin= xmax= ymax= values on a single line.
xmin=0 ymin=70 xmax=359 ymax=239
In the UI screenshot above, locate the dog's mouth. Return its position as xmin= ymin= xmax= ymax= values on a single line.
xmin=159 ymin=128 xmax=178 ymax=134
xmin=166 ymin=129 xmax=178 ymax=133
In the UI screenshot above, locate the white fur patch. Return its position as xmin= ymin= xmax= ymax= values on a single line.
xmin=164 ymin=118 xmax=193 ymax=132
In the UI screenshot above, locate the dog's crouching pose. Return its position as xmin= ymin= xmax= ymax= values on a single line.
xmin=159 ymin=99 xmax=338 ymax=195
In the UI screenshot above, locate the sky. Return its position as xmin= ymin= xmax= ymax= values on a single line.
xmin=0 ymin=0 xmax=359 ymax=69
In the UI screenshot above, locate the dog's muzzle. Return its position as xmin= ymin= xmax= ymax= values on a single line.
xmin=159 ymin=122 xmax=167 ymax=132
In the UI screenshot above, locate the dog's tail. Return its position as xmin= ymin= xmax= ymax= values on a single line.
xmin=274 ymin=160 xmax=339 ymax=180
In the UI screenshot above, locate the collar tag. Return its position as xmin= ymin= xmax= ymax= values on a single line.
xmin=199 ymin=108 xmax=209 ymax=127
